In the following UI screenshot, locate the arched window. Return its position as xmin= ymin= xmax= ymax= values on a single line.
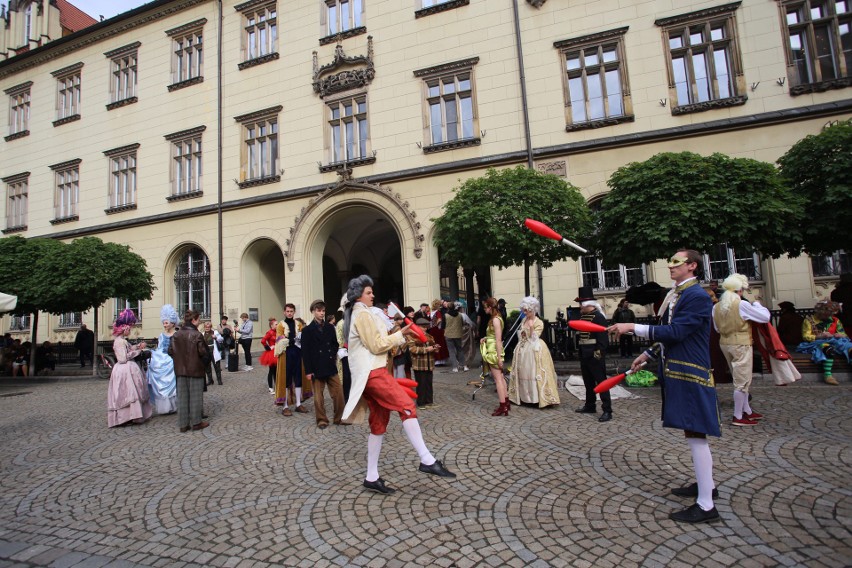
xmin=23 ymin=2 xmax=34 ymax=43
xmin=173 ymin=247 xmax=211 ymax=318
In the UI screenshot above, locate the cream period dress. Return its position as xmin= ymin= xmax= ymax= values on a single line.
xmin=508 ymin=317 xmax=561 ymax=408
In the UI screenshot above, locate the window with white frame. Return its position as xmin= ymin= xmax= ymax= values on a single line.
xmin=656 ymin=3 xmax=746 ymax=114
xmin=23 ymin=2 xmax=34 ymax=44
xmin=52 ymin=63 xmax=83 ymax=123
xmin=50 ymin=159 xmax=81 ymax=222
xmin=5 ymin=81 xmax=31 ymax=139
xmin=325 ymin=0 xmax=363 ymax=36
xmin=238 ymin=1 xmax=277 ymax=64
xmin=780 ymin=0 xmax=851 ymax=94
xmin=10 ymin=314 xmax=31 ymax=331
xmin=581 ymin=256 xmax=647 ymax=291
xmin=3 ymin=173 xmax=29 ymax=232
xmin=114 ymin=299 xmax=142 ymax=322
xmin=58 ymin=312 xmax=83 ymax=328
xmin=812 ymin=250 xmax=850 ymax=276
xmin=235 ymin=106 xmax=280 ymax=186
xmin=104 ymin=144 xmax=139 ymax=211
xmin=174 ymin=247 xmax=211 ymax=319
xmin=328 ymin=95 xmax=369 ymax=163
xmin=166 ymin=19 xmax=206 ymax=88
xmin=165 ymin=126 xmax=205 ymax=198
xmin=702 ymin=243 xmax=761 ymax=282
xmin=105 ymin=42 xmax=140 ymax=107
xmin=414 ymin=58 xmax=480 ymax=152
xmin=556 ymin=28 xmax=633 ymax=130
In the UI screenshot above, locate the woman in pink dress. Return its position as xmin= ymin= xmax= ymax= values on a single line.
xmin=107 ymin=309 xmax=153 ymax=427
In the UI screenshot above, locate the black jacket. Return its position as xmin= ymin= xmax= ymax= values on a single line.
xmin=300 ymin=319 xmax=339 ymax=379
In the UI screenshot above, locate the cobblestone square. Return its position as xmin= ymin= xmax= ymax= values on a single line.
xmin=0 ymin=369 xmax=849 ymax=567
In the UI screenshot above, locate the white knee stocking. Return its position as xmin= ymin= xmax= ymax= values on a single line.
xmin=366 ymin=434 xmax=383 ymax=482
xmin=295 ymin=387 xmax=302 ymax=408
xmin=687 ymin=437 xmax=716 ymax=511
xmin=733 ymin=389 xmax=746 ymax=419
xmin=742 ymin=391 xmax=753 ymax=415
xmin=402 ymin=418 xmax=435 ymax=466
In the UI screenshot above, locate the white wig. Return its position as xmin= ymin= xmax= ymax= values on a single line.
xmin=722 ymin=273 xmax=749 ymax=292
xmin=519 ymin=296 xmax=540 ymax=314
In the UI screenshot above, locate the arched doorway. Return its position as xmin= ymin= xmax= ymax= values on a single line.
xmin=241 ymin=239 xmax=286 ymax=323
xmin=319 ymin=205 xmax=404 ymax=308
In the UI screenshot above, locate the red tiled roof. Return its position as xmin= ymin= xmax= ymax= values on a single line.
xmin=56 ymin=0 xmax=98 ymax=33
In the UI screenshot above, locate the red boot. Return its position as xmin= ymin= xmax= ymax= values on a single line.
xmin=491 ymin=400 xmax=509 ymax=416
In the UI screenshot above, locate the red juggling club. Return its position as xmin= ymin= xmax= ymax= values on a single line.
xmin=524 ymin=218 xmax=588 ymax=254
xmin=568 ymin=320 xmax=608 ymax=333
xmin=387 ymin=302 xmax=427 ymax=343
xmin=594 ymin=363 xmax=647 ymax=394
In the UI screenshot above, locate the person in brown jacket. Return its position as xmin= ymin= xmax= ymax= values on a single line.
xmin=169 ymin=310 xmax=210 ymax=432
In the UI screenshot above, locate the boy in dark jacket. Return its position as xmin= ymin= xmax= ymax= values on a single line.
xmin=301 ymin=300 xmax=344 ymax=428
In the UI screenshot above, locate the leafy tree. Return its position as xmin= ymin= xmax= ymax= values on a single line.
xmin=595 ymin=152 xmax=804 ymax=266
xmin=433 ymin=166 xmax=594 ymax=294
xmin=777 ymin=120 xmax=852 ymax=257
xmin=0 ymin=236 xmax=155 ymax=375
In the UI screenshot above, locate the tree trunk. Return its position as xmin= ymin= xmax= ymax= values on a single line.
xmin=448 ymin=263 xmax=460 ymax=302
xmin=524 ymin=258 xmax=531 ymax=296
xmin=463 ymin=267 xmax=476 ymax=315
xmin=28 ymin=311 xmax=38 ymax=376
xmin=92 ymin=306 xmax=99 ymax=377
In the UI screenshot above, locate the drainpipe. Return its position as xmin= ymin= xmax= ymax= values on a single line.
xmin=511 ymin=0 xmax=545 ymax=315
xmin=217 ymin=0 xmax=224 ymax=318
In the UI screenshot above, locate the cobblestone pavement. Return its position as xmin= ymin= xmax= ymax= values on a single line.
xmin=0 ymin=367 xmax=849 ymax=568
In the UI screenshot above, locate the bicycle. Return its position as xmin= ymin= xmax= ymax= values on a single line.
xmin=96 ymin=352 xmax=116 ymax=379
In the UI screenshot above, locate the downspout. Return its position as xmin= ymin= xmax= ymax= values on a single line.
xmin=511 ymin=0 xmax=545 ymax=314
xmin=217 ymin=0 xmax=224 ymax=318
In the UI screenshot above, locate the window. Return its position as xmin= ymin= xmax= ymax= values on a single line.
xmin=325 ymin=0 xmax=363 ymax=36
xmin=166 ymin=19 xmax=206 ymax=89
xmin=555 ymin=28 xmax=633 ymax=131
xmin=10 ymin=314 xmax=31 ymax=331
xmin=781 ymin=0 xmax=851 ymax=94
xmin=328 ymin=95 xmax=369 ymax=164
xmin=114 ymin=299 xmax=142 ymax=322
xmin=5 ymin=81 xmax=31 ymax=140
xmin=105 ymin=42 xmax=140 ymax=109
xmin=812 ymin=250 xmax=850 ymax=276
xmin=58 ymin=312 xmax=83 ymax=328
xmin=3 ymin=173 xmax=29 ymax=233
xmin=414 ymin=58 xmax=480 ymax=153
xmin=656 ymin=3 xmax=746 ymax=114
xmin=103 ymin=144 xmax=139 ymax=212
xmin=235 ymin=106 xmax=280 ymax=187
xmin=50 ymin=159 xmax=81 ymax=223
xmin=702 ymin=243 xmax=761 ymax=282
xmin=174 ymin=247 xmax=211 ymax=319
xmin=581 ymin=256 xmax=646 ymax=291
xmin=238 ymin=1 xmax=277 ymax=68
xmin=23 ymin=2 xmax=34 ymax=44
xmin=165 ymin=126 xmax=205 ymax=199
xmin=53 ymin=65 xmax=82 ymax=125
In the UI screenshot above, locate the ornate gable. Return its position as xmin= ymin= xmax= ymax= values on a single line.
xmin=312 ymin=36 xmax=374 ymax=98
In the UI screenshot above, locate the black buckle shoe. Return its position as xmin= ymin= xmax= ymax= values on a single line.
xmin=575 ymin=406 xmax=596 ymax=414
xmin=419 ymin=459 xmax=457 ymax=478
xmin=670 ymin=482 xmax=719 ymax=499
xmin=363 ymin=478 xmax=395 ymax=494
xmin=669 ymin=503 xmax=720 ymax=523
xmin=598 ymin=411 xmax=612 ymax=422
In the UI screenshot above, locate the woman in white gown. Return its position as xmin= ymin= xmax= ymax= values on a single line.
xmin=508 ymin=296 xmax=561 ymax=408
xmin=147 ymin=304 xmax=178 ymax=415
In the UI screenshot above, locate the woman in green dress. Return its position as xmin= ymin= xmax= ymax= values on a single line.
xmin=480 ymin=297 xmax=509 ymax=416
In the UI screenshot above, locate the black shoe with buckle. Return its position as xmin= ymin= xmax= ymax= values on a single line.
xmin=670 ymin=482 xmax=719 ymax=499
xmin=575 ymin=406 xmax=596 ymax=414
xmin=419 ymin=459 xmax=457 ymax=478
xmin=363 ymin=478 xmax=395 ymax=494
xmin=669 ymin=503 xmax=720 ymax=524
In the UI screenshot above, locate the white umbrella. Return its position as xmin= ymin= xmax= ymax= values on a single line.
xmin=0 ymin=292 xmax=18 ymax=313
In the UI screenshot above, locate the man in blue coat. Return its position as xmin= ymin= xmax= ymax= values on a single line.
xmin=610 ymin=249 xmax=721 ymax=524
xmin=301 ymin=299 xmax=344 ymax=429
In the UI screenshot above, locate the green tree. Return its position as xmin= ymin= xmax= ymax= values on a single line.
xmin=433 ymin=166 xmax=594 ymax=294
xmin=0 ymin=236 xmax=155 ymax=376
xmin=777 ymin=120 xmax=852 ymax=257
xmin=595 ymin=152 xmax=804 ymax=266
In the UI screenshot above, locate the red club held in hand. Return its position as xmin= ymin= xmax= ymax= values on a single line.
xmin=594 ymin=363 xmax=647 ymax=394
xmin=387 ymin=302 xmax=427 ymax=343
xmin=568 ymin=319 xmax=608 ymax=333
xmin=524 ymin=218 xmax=588 ymax=254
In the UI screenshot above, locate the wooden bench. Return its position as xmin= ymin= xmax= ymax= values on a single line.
xmin=789 ymin=352 xmax=851 ymax=376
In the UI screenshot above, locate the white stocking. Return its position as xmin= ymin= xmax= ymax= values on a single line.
xmin=733 ymin=389 xmax=746 ymax=419
xmin=687 ymin=437 xmax=715 ymax=511
xmin=295 ymin=387 xmax=302 ymax=408
xmin=742 ymin=391 xmax=753 ymax=415
xmin=366 ymin=434 xmax=383 ymax=482
xmin=402 ymin=418 xmax=435 ymax=466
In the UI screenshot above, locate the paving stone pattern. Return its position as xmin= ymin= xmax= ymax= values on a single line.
xmin=0 ymin=368 xmax=849 ymax=567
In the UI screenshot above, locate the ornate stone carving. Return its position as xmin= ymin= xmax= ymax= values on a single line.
xmin=535 ymin=161 xmax=567 ymax=177
xmin=312 ymin=37 xmax=374 ymax=98
xmin=284 ymin=177 xmax=425 ymax=271
xmin=671 ymin=94 xmax=747 ymax=116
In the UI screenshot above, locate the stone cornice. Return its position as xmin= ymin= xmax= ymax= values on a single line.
xmin=164 ymin=125 xmax=207 ymax=141
xmin=413 ymin=57 xmax=479 ymax=78
xmin=104 ymin=41 xmax=141 ymax=59
xmin=106 ymin=96 xmax=138 ymax=111
xmin=165 ymin=18 xmax=208 ymax=37
xmin=105 ymin=203 xmax=138 ymax=215
xmin=53 ymin=114 xmax=81 ymax=127
xmin=0 ymin=0 xmax=206 ymax=80
xmin=238 ymin=175 xmax=280 ymax=189
xmin=4 ymin=130 xmax=29 ymax=142
xmin=1 ymin=172 xmax=30 ymax=183
xmin=166 ymin=190 xmax=203 ymax=202
xmin=238 ymin=52 xmax=279 ymax=70
xmin=2 ymin=225 xmax=27 ymax=235
xmin=319 ymin=26 xmax=367 ymax=46
xmin=50 ymin=61 xmax=83 ymax=77
xmin=49 ymin=158 xmax=82 ymax=171
xmin=422 ymin=137 xmax=481 ymax=154
xmin=566 ymin=114 xmax=635 ymax=132
xmin=50 ymin=215 xmax=79 ymax=225
xmin=655 ymin=1 xmax=741 ymax=27
xmin=671 ymin=94 xmax=747 ymax=116
xmin=553 ymin=27 xmax=629 ymax=50
xmin=234 ymin=105 xmax=282 ymax=123
xmin=103 ymin=143 xmax=140 ymax=158
xmin=415 ymin=0 xmax=469 ymax=19
xmin=167 ymin=76 xmax=204 ymax=91
xmin=4 ymin=80 xmax=32 ymax=95
xmin=234 ymin=0 xmax=275 ymax=12
xmin=790 ymin=77 xmax=852 ymax=96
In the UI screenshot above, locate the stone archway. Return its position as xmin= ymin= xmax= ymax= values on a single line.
xmin=240 ymin=238 xmax=286 ymax=324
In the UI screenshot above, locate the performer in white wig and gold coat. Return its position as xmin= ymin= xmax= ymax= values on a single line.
xmin=342 ymin=275 xmax=456 ymax=494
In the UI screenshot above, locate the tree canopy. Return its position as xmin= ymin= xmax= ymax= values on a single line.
xmin=433 ymin=166 xmax=594 ymax=270
xmin=777 ymin=120 xmax=852 ymax=257
xmin=595 ymin=152 xmax=804 ymax=266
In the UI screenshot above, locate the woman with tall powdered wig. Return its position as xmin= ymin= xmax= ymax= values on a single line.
xmin=147 ymin=304 xmax=178 ymax=415
xmin=480 ymin=297 xmax=510 ymax=416
xmin=107 ymin=309 xmax=153 ymax=427
xmin=508 ymin=296 xmax=561 ymax=408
